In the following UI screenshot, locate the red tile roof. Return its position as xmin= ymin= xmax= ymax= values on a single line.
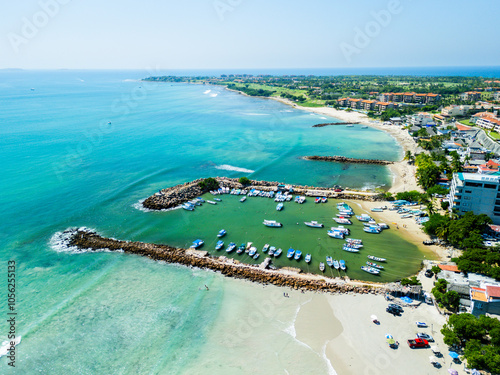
xmin=456 ymin=124 xmax=472 ymax=131
xmin=438 ymin=264 xmax=460 ymax=272
xmin=486 ymin=285 xmax=500 ymax=298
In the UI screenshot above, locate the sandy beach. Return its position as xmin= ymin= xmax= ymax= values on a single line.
xmin=270 ymin=97 xmax=422 ymax=194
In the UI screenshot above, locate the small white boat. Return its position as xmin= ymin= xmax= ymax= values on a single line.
xmin=342 ymin=245 xmax=360 ymax=253
xmin=217 ymin=229 xmax=227 ymax=238
xmin=305 ymin=221 xmax=324 ymax=228
xmin=333 ymin=259 xmax=340 ymax=269
xmin=294 ymin=250 xmax=302 ymax=260
xmin=207 ymin=200 xmax=217 ymax=205
xmin=248 ymin=247 xmax=257 ymax=257
xmin=339 ymin=260 xmax=346 ymax=270
xmin=276 ymin=202 xmax=284 ymax=211
xmin=326 ymin=256 xmax=333 ymax=267
xmin=367 ymin=261 xmax=384 ymax=269
xmin=274 ymin=248 xmax=282 ymax=257
xmin=262 ymin=244 xmax=270 ymax=252
xmin=182 ymin=203 xmax=194 ymax=211
xmin=327 ymin=230 xmax=344 ymax=239
xmin=226 ymin=242 xmax=236 ymax=252
xmin=190 ymin=239 xmax=204 ymax=249
xmin=333 ymin=217 xmax=352 ymax=225
xmin=361 ymin=266 xmax=380 ymax=275
xmin=287 ymin=248 xmax=295 ymax=259
xmin=367 ymin=255 xmax=386 ymax=262
xmin=215 ymin=240 xmax=224 ymax=250
xmin=305 ymin=254 xmax=311 ymax=263
xmin=240 ymin=196 xmax=247 ymax=202
xmin=263 ymin=220 xmax=282 ymax=227
xmin=268 ymin=246 xmax=276 ymax=256
xmin=253 ymin=252 xmax=260 ymax=260
xmin=214 ymin=198 xmax=222 ymax=202
xmin=319 ymin=262 xmax=325 ymax=272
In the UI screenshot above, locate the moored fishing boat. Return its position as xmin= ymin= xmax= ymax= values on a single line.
xmin=361 ymin=266 xmax=380 ymax=275
xmin=363 ymin=226 xmax=381 ymax=234
xmin=356 ymin=214 xmax=372 ymax=222
xmin=268 ymin=246 xmax=276 ymax=256
xmin=366 ymin=261 xmax=384 ymax=269
xmin=305 ymin=253 xmax=311 ymax=263
xmin=217 ymin=229 xmax=226 ymax=237
xmin=182 ymin=203 xmax=195 ymax=211
xmin=319 ymin=262 xmax=325 ymax=272
xmin=263 ymin=220 xmax=282 ymax=227
xmin=326 ymin=256 xmax=333 ymax=267
xmin=367 ymin=255 xmax=386 ymax=262
xmin=331 ymin=225 xmax=349 ymax=235
xmin=345 ymin=238 xmax=362 ymax=244
xmin=304 ymin=220 xmax=324 ymax=228
xmin=276 ymin=202 xmax=284 ymax=211
xmin=339 ymin=259 xmax=346 ymax=270
xmin=274 ymin=248 xmax=282 ymax=257
xmin=342 ymin=245 xmax=360 ymax=253
xmin=226 ymin=242 xmax=236 ymax=252
xmin=248 ymin=247 xmax=257 ymax=257
xmin=253 ymin=252 xmax=260 ymax=259
xmin=287 ymin=248 xmax=295 ymax=259
xmin=333 ymin=217 xmax=352 ymax=225
xmin=236 ymin=243 xmax=246 ymax=254
xmin=213 ymin=198 xmax=222 ymax=202
xmin=327 ymin=230 xmax=344 ymax=239
xmin=315 ymin=197 xmax=321 ymax=203
xmin=333 ymin=259 xmax=340 ymax=269
xmin=206 ymin=200 xmax=217 ymax=205
xmin=215 ymin=240 xmax=224 ymax=250
xmin=294 ymin=250 xmax=302 ymax=260
xmin=240 ymin=196 xmax=247 ymax=203
xmin=321 ymin=197 xmax=327 ymax=203
xmin=190 ymin=239 xmax=204 ymax=249
xmin=262 ymin=244 xmax=270 ymax=252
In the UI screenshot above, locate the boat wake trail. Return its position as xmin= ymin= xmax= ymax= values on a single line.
xmin=215 ymin=164 xmax=255 ymax=174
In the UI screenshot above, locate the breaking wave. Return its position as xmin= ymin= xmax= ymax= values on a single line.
xmin=215 ymin=164 xmax=255 ymax=173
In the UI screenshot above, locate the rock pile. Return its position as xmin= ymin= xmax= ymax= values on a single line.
xmin=303 ymin=155 xmax=393 ymax=165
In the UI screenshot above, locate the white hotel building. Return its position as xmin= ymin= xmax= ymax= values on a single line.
xmin=449 ymin=172 xmax=500 ymax=224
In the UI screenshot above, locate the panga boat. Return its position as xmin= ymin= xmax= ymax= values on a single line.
xmin=214 ymin=198 xmax=222 ymax=202
xmin=182 ymin=203 xmax=194 ymax=211
xmin=305 ymin=254 xmax=311 ymax=263
xmin=240 ymin=196 xmax=247 ymax=202
xmin=263 ymin=220 xmax=282 ymax=227
xmin=305 ymin=221 xmax=324 ymax=228
xmin=326 ymin=256 xmax=333 ymax=267
xmin=346 ymin=238 xmax=362 ymax=244
xmin=361 ymin=266 xmax=380 ymax=275
xmin=248 ymin=247 xmax=257 ymax=257
xmin=342 ymin=245 xmax=360 ymax=253
xmin=226 ymin=242 xmax=236 ymax=252
xmin=367 ymin=255 xmax=386 ymax=262
xmin=294 ymin=250 xmax=302 ymax=260
xmin=215 ymin=240 xmax=224 ymax=250
xmin=237 ymin=244 xmax=246 ymax=254
xmin=319 ymin=262 xmax=325 ymax=272
xmin=217 ymin=229 xmax=226 ymax=238
xmin=268 ymin=246 xmax=276 ymax=256
xmin=356 ymin=214 xmax=372 ymax=222
xmin=363 ymin=226 xmax=381 ymax=234
xmin=333 ymin=217 xmax=352 ymax=225
xmin=276 ymin=203 xmax=284 ymax=211
xmin=207 ymin=200 xmax=217 ymax=205
xmin=287 ymin=248 xmax=295 ymax=259
xmin=333 ymin=259 xmax=340 ymax=269
xmin=367 ymin=261 xmax=384 ymax=269
xmin=253 ymin=252 xmax=260 ymax=259
xmin=339 ymin=259 xmax=346 ymax=270
xmin=262 ymin=244 xmax=270 ymax=252
xmin=190 ymin=239 xmax=204 ymax=249
xmin=321 ymin=197 xmax=327 ymax=203
xmin=274 ymin=248 xmax=282 ymax=257
xmin=327 ymin=230 xmax=344 ymax=239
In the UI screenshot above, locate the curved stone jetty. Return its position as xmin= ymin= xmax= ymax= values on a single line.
xmin=303 ymin=155 xmax=393 ymax=165
xmin=67 ymin=228 xmax=385 ymax=294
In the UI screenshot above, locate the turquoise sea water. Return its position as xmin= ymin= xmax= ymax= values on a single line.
xmin=1 ymin=70 xmax=411 ymax=373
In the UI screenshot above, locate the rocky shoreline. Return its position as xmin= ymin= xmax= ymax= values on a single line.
xmin=303 ymin=155 xmax=393 ymax=165
xmin=142 ymin=177 xmax=382 ymax=211
xmin=68 ymin=228 xmax=385 ymax=294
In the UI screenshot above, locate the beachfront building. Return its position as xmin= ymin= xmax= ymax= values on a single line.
xmin=470 ymin=284 xmax=500 ymax=316
xmin=409 ymin=112 xmax=435 ymax=126
xmin=494 ymin=91 xmax=500 ymax=101
xmin=449 ymin=172 xmax=500 ymax=224
xmin=361 ymin=99 xmax=376 ymax=111
xmin=478 ymin=160 xmax=500 ymax=175
xmin=471 ymin=112 xmax=500 ymax=132
xmin=460 ymin=91 xmax=482 ymax=102
xmin=379 ymin=92 xmax=440 ymax=104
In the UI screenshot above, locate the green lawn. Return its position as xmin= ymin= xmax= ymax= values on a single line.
xmin=488 ymin=131 xmax=500 ymax=140
xmin=458 ymin=119 xmax=474 ymax=126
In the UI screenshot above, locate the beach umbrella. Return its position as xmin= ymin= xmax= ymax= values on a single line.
xmin=385 ymin=334 xmax=393 ymax=339
xmin=447 ymin=370 xmax=458 ymax=375
xmin=429 ymin=356 xmax=438 ymax=364
xmin=431 ymin=345 xmax=440 ymax=353
xmin=370 ymin=315 xmax=378 ymax=321
xmin=387 ymin=338 xmax=395 ymax=345
xmin=448 ymin=351 xmax=459 ymax=359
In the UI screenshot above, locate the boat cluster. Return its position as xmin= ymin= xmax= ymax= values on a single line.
xmin=321 ymin=257 xmax=346 ymax=273
xmin=182 ymin=197 xmax=206 ymax=211
xmin=286 ymin=247 xmax=312 ymax=264
xmin=314 ymin=196 xmax=328 ymax=203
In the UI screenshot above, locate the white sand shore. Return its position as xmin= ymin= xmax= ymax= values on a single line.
xmin=271 ymin=97 xmax=422 ymax=194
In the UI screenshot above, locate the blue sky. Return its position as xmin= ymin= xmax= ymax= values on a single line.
xmin=1 ymin=0 xmax=499 ymax=69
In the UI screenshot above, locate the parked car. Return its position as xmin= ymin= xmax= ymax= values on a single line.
xmin=416 ymin=333 xmax=434 ymax=342
xmin=425 ymin=269 xmax=434 ymax=278
xmin=415 ymin=321 xmax=428 ymax=328
xmin=407 ymin=338 xmax=429 ymax=348
xmin=386 ymin=306 xmax=401 ymax=315
xmin=387 ymin=304 xmax=404 ymax=313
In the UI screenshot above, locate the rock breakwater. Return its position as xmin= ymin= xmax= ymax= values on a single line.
xmin=312 ymin=122 xmax=357 ymax=127
xmin=303 ymin=155 xmax=393 ymax=165
xmin=67 ymin=228 xmax=385 ymax=294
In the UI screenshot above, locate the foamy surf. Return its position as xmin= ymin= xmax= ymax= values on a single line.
xmin=215 ymin=164 xmax=255 ymax=173
xmin=132 ymin=199 xmax=181 ymax=212
xmin=0 ymin=336 xmax=21 ymax=358
xmin=209 ymin=93 xmax=218 ymax=97
xmin=203 ymin=89 xmax=211 ymax=94
xmin=321 ymin=341 xmax=338 ymax=375
xmin=49 ymin=228 xmax=121 ymax=254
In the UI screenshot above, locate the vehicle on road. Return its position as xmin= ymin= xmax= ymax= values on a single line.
xmin=416 ymin=333 xmax=434 ymax=342
xmin=407 ymin=338 xmax=429 ymax=348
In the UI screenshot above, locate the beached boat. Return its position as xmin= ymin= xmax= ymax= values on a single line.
xmin=333 ymin=217 xmax=352 ymax=225
xmin=339 ymin=259 xmax=346 ymax=270
xmin=207 ymin=200 xmax=217 ymax=205
xmin=263 ymin=220 xmax=282 ymax=227
xmin=304 ymin=221 xmax=324 ymax=228
xmin=248 ymin=247 xmax=257 ymax=257
xmin=182 ymin=203 xmax=195 ymax=211
xmin=274 ymin=248 xmax=282 ymax=257
xmin=367 ymin=255 xmax=386 ymax=262
xmin=217 ymin=229 xmax=227 ymax=238
xmin=240 ymin=196 xmax=247 ymax=203
xmin=326 ymin=256 xmax=333 ymax=267
xmin=327 ymin=230 xmax=344 ymax=239
xmin=226 ymin=242 xmax=236 ymax=252
xmin=356 ymin=214 xmax=372 ymax=222
xmin=371 ymin=208 xmax=384 ymax=212
xmin=294 ymin=250 xmax=302 ymax=260
xmin=319 ymin=262 xmax=325 ymax=272
xmin=190 ymin=239 xmax=204 ymax=249
xmin=342 ymin=245 xmax=360 ymax=253
xmin=333 ymin=259 xmax=340 ymax=270
xmin=361 ymin=266 xmax=380 ymax=275
xmin=262 ymin=244 xmax=270 ymax=252
xmin=287 ymin=248 xmax=295 ymax=259
xmin=378 ymin=223 xmax=389 ymax=229
xmin=276 ymin=202 xmax=284 ymax=211
xmin=305 ymin=254 xmax=311 ymax=263
xmin=367 ymin=261 xmax=384 ymax=269
xmin=268 ymin=246 xmax=276 ymax=256
xmin=215 ymin=240 xmax=224 ymax=250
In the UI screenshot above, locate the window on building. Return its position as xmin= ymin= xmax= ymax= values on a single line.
xmin=465 ymin=190 xmax=472 ymax=193
xmin=465 ymin=182 xmax=482 ymax=187
xmin=484 ymin=184 xmax=497 ymax=189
